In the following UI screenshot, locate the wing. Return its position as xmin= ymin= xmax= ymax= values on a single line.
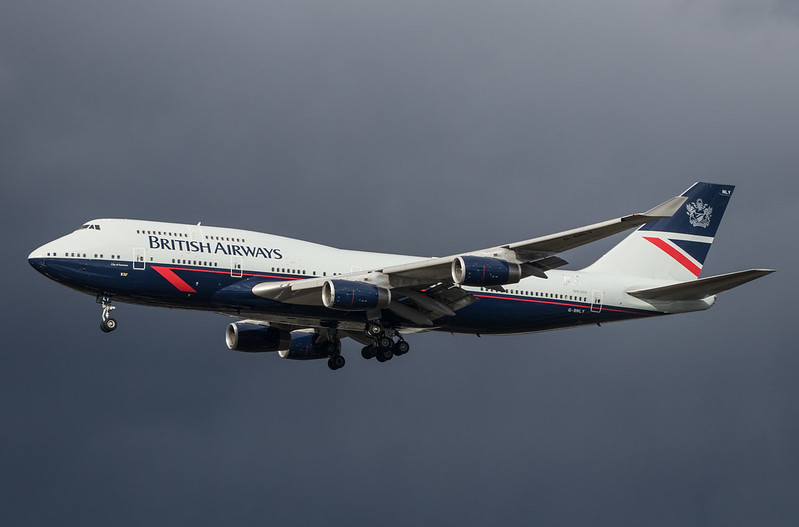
xmin=251 ymin=193 xmax=687 ymax=326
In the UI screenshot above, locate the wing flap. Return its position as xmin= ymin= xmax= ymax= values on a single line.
xmin=627 ymin=269 xmax=774 ymax=301
xmin=388 ymin=284 xmax=479 ymax=325
xmin=521 ymin=256 xmax=569 ymax=278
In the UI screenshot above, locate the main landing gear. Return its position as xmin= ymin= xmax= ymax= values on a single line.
xmin=360 ymin=322 xmax=410 ymax=363
xmin=98 ymin=295 xmax=118 ymax=333
xmin=322 ymin=339 xmax=346 ymax=371
xmin=327 ymin=353 xmax=346 ymax=371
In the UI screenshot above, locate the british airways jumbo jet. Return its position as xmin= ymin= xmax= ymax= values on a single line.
xmin=28 ymin=183 xmax=772 ymax=370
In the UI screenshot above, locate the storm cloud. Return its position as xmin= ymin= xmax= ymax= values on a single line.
xmin=2 ymin=1 xmax=797 ymax=525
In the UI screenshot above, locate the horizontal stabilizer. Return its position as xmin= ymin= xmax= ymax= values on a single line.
xmin=627 ymin=269 xmax=774 ymax=301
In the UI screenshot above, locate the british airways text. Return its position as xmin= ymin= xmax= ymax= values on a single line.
xmin=148 ymin=236 xmax=283 ymax=259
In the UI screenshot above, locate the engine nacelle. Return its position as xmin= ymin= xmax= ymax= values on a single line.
xmin=278 ymin=333 xmax=335 ymax=360
xmin=225 ymin=323 xmax=291 ymax=353
xmin=452 ymin=256 xmax=522 ymax=286
xmin=322 ymin=279 xmax=391 ymax=310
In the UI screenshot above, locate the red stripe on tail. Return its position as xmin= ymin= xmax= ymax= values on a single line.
xmin=643 ymin=237 xmax=701 ymax=277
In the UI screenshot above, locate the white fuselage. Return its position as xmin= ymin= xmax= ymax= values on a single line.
xmin=29 ymin=219 xmax=713 ymax=337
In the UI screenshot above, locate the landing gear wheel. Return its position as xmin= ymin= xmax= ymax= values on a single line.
xmin=377 ymin=336 xmax=393 ymax=350
xmin=322 ymin=341 xmax=340 ymax=356
xmin=361 ymin=345 xmax=376 ymax=360
xmin=101 ymin=317 xmax=118 ymax=333
xmin=375 ymin=346 xmax=393 ymax=362
xmin=393 ymin=340 xmax=410 ymax=356
xmin=98 ymin=295 xmax=117 ymax=333
xmin=328 ymin=354 xmax=346 ymax=370
xmin=366 ymin=322 xmax=384 ymax=338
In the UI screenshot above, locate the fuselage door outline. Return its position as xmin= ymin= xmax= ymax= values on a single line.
xmin=133 ymin=248 xmax=146 ymax=270
xmin=231 ymin=255 xmax=243 ymax=278
xmin=591 ymin=289 xmax=603 ymax=313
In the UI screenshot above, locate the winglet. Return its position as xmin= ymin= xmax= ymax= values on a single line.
xmin=640 ymin=195 xmax=688 ymax=219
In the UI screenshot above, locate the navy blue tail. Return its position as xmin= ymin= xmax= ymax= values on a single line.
xmin=584 ymin=182 xmax=735 ymax=280
xmin=640 ymin=182 xmax=734 ymax=239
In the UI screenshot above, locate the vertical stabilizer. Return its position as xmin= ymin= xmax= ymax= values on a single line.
xmin=583 ymin=182 xmax=735 ymax=281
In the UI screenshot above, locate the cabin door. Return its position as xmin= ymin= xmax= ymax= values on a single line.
xmin=590 ymin=290 xmax=603 ymax=313
xmin=231 ymin=255 xmax=243 ymax=277
xmin=133 ymin=248 xmax=146 ymax=270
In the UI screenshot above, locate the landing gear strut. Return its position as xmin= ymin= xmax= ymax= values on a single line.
xmin=98 ymin=295 xmax=118 ymax=333
xmin=366 ymin=321 xmax=384 ymax=338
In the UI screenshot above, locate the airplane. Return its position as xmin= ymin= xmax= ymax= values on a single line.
xmin=28 ymin=182 xmax=773 ymax=371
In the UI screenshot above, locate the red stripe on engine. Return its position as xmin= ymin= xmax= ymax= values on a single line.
xmin=643 ymin=237 xmax=701 ymax=277
xmin=151 ymin=266 xmax=197 ymax=292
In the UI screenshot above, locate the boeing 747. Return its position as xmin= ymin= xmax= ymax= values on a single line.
xmin=28 ymin=182 xmax=773 ymax=370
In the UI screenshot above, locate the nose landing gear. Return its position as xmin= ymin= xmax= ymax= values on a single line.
xmin=97 ymin=295 xmax=118 ymax=333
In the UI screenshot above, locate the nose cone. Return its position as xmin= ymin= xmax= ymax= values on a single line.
xmin=28 ymin=245 xmax=49 ymax=273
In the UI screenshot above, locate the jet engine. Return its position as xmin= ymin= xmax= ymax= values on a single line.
xmin=225 ymin=323 xmax=291 ymax=353
xmin=278 ymin=332 xmax=337 ymax=360
xmin=452 ymin=256 xmax=522 ymax=286
xmin=322 ymin=279 xmax=391 ymax=310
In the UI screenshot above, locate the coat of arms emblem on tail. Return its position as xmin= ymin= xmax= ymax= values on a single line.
xmin=686 ymin=198 xmax=712 ymax=228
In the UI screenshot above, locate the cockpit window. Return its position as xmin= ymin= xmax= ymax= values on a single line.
xmin=77 ymin=224 xmax=101 ymax=231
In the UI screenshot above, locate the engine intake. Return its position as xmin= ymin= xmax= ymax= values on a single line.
xmin=225 ymin=323 xmax=291 ymax=353
xmin=322 ymin=279 xmax=391 ymax=310
xmin=452 ymin=256 xmax=522 ymax=286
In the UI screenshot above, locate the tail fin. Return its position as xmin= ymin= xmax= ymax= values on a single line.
xmin=583 ymin=182 xmax=735 ymax=281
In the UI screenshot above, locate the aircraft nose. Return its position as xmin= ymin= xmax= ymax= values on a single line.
xmin=28 ymin=246 xmax=48 ymax=272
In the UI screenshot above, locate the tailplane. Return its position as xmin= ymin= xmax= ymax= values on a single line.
xmin=583 ymin=182 xmax=735 ymax=281
xmin=627 ymin=269 xmax=774 ymax=301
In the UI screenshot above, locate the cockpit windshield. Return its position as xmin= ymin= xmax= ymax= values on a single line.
xmin=77 ymin=224 xmax=101 ymax=231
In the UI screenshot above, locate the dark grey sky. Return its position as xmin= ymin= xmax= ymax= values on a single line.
xmin=2 ymin=1 xmax=798 ymax=525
